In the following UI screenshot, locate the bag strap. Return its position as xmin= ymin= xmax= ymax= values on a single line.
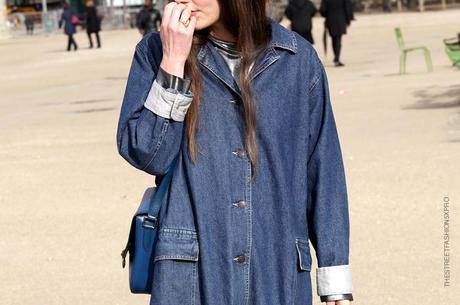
xmin=142 ymin=156 xmax=179 ymax=230
xmin=121 ymin=156 xmax=179 ymax=268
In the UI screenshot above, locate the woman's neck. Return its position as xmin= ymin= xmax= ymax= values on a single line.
xmin=209 ymin=20 xmax=236 ymax=43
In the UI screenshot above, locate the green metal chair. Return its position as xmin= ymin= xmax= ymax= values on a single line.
xmin=394 ymin=27 xmax=433 ymax=74
xmin=443 ymin=36 xmax=460 ymax=69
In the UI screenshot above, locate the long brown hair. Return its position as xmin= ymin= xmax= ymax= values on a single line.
xmin=183 ymin=0 xmax=271 ymax=180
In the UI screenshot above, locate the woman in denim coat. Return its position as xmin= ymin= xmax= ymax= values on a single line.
xmin=58 ymin=2 xmax=78 ymax=51
xmin=116 ymin=0 xmax=354 ymax=304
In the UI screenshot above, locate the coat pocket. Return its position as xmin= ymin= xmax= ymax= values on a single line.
xmin=292 ymin=238 xmax=313 ymax=305
xmin=153 ymin=228 xmax=199 ymax=262
xmin=150 ymin=228 xmax=200 ymax=305
xmin=295 ymin=238 xmax=312 ymax=272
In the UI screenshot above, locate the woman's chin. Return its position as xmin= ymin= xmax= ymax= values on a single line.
xmin=194 ymin=20 xmax=204 ymax=30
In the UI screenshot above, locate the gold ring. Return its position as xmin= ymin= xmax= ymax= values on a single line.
xmin=180 ymin=18 xmax=190 ymax=27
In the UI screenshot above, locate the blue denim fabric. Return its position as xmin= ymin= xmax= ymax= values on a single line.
xmin=117 ymin=17 xmax=352 ymax=305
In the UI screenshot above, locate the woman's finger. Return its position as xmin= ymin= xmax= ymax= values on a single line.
xmin=170 ymin=3 xmax=187 ymax=29
xmin=186 ymin=14 xmax=197 ymax=33
xmin=161 ymin=1 xmax=175 ymax=29
xmin=179 ymin=6 xmax=191 ymax=25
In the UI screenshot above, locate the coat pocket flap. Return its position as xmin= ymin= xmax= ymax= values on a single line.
xmin=295 ymin=238 xmax=312 ymax=271
xmin=153 ymin=228 xmax=199 ymax=262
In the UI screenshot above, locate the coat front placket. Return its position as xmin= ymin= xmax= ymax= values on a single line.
xmin=191 ymin=41 xmax=283 ymax=305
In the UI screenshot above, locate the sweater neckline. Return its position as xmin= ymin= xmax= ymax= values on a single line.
xmin=208 ymin=34 xmax=241 ymax=59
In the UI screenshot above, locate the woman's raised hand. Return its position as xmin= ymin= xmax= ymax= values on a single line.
xmin=159 ymin=1 xmax=197 ymax=78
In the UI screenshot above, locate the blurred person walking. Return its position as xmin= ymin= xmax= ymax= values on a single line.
xmin=383 ymin=0 xmax=392 ymax=12
xmin=285 ymin=0 xmax=317 ymax=45
xmin=25 ymin=14 xmax=34 ymax=35
xmin=84 ymin=0 xmax=102 ymax=48
xmin=136 ymin=0 xmax=162 ymax=36
xmin=59 ymin=2 xmax=79 ymax=51
xmin=320 ymin=0 xmax=354 ymax=66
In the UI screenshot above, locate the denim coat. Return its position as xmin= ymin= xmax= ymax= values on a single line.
xmin=58 ymin=7 xmax=77 ymax=35
xmin=117 ymin=17 xmax=352 ymax=305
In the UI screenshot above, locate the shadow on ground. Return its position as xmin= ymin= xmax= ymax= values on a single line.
xmin=403 ymin=84 xmax=460 ymax=110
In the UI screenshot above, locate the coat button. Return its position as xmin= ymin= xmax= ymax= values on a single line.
xmin=232 ymin=148 xmax=246 ymax=158
xmin=232 ymin=200 xmax=246 ymax=208
xmin=229 ymin=98 xmax=241 ymax=105
xmin=233 ymin=255 xmax=246 ymax=263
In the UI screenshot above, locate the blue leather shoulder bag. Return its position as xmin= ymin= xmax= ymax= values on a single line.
xmin=120 ymin=156 xmax=178 ymax=294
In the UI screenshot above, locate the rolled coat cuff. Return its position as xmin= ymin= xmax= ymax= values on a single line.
xmin=320 ymin=293 xmax=354 ymax=302
xmin=144 ymin=79 xmax=193 ymax=122
xmin=316 ymin=264 xmax=353 ymax=296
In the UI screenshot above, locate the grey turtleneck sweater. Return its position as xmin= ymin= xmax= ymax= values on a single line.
xmin=208 ymin=34 xmax=242 ymax=89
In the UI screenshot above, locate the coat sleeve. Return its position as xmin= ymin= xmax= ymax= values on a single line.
xmin=116 ymin=36 xmax=192 ymax=176
xmin=284 ymin=1 xmax=293 ymax=20
xmin=306 ymin=53 xmax=353 ymax=297
xmin=154 ymin=10 xmax=162 ymax=30
xmin=310 ymin=1 xmax=318 ymax=17
xmin=319 ymin=0 xmax=327 ymax=17
xmin=344 ymin=0 xmax=354 ymax=24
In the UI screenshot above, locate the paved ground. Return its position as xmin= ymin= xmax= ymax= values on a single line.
xmin=0 ymin=9 xmax=459 ymax=305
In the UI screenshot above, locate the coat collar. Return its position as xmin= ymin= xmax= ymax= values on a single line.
xmin=197 ymin=17 xmax=297 ymax=98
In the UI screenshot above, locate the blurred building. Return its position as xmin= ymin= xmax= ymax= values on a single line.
xmin=5 ymin=0 xmax=105 ymax=14
xmin=1 ymin=0 xmax=459 ymax=38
